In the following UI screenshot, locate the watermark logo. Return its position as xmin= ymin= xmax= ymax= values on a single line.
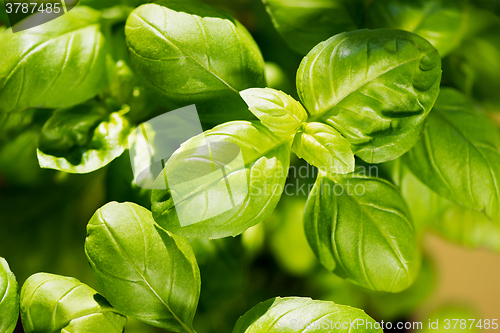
xmin=129 ymin=105 xmax=248 ymax=227
xmin=3 ymin=0 xmax=79 ymax=32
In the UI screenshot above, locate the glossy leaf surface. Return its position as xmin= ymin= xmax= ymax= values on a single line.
xmin=85 ymin=202 xmax=200 ymax=333
xmin=152 ymin=121 xmax=291 ymax=239
xmin=262 ymin=0 xmax=364 ymax=55
xmin=304 ymin=172 xmax=419 ymax=292
xmin=0 ymin=258 xmax=19 ymax=333
xmin=297 ymin=29 xmax=441 ymax=163
xmin=0 ymin=7 xmax=111 ymax=113
xmin=404 ymin=88 xmax=500 ymax=218
xmin=292 ymin=122 xmax=354 ymax=175
xmin=125 ymin=0 xmax=265 ymax=125
xmin=233 ymin=297 xmax=382 ymax=333
xmin=20 ymin=273 xmax=126 ymax=333
xmin=240 ymin=88 xmax=307 ymax=138
xmin=368 ymin=0 xmax=467 ymax=57
xmin=37 ymin=104 xmax=131 ymax=174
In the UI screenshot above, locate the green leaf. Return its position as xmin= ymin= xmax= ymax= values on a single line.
xmin=304 ymin=172 xmax=419 ymax=292
xmin=404 ymin=88 xmax=500 ymax=218
xmin=233 ymin=297 xmax=382 ymax=333
xmin=366 ymin=256 xmax=436 ymax=321
xmin=19 ymin=273 xmax=126 ymax=333
xmin=240 ymin=88 xmax=307 ymax=138
xmin=85 ymin=202 xmax=200 ymax=333
xmin=37 ymin=104 xmax=131 ymax=174
xmin=0 ymin=7 xmax=112 ymax=114
xmin=151 ymin=121 xmax=291 ymax=239
xmin=125 ymin=0 xmax=265 ymax=126
xmin=0 ymin=258 xmax=19 ymax=333
xmin=262 ymin=0 xmax=365 ymax=55
xmin=292 ymin=122 xmax=355 ymax=175
xmin=297 ymin=29 xmax=441 ymax=163
xmin=368 ymin=0 xmax=468 ymax=57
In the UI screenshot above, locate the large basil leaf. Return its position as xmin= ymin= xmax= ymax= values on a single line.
xmin=262 ymin=0 xmax=365 ymax=55
xmin=297 ymin=29 xmax=441 ymax=163
xmin=368 ymin=0 xmax=468 ymax=57
xmin=151 ymin=121 xmax=291 ymax=239
xmin=233 ymin=297 xmax=382 ymax=333
xmin=19 ymin=273 xmax=126 ymax=333
xmin=304 ymin=172 xmax=419 ymax=292
xmin=125 ymin=0 xmax=265 ymax=126
xmin=0 ymin=7 xmax=112 ymax=114
xmin=404 ymin=88 xmax=500 ymax=218
xmin=0 ymin=258 xmax=19 ymax=333
xmin=37 ymin=104 xmax=131 ymax=173
xmin=85 ymin=202 xmax=200 ymax=333
xmin=240 ymin=88 xmax=307 ymax=138
xmin=292 ymin=122 xmax=355 ymax=175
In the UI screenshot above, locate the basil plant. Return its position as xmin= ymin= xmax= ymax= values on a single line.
xmin=1 ymin=0 xmax=500 ymax=331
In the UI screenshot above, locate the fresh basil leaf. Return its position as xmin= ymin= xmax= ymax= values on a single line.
xmin=151 ymin=121 xmax=291 ymax=239
xmin=85 ymin=202 xmax=200 ymax=333
xmin=240 ymin=87 xmax=307 ymax=138
xmin=292 ymin=122 xmax=355 ymax=175
xmin=304 ymin=172 xmax=419 ymax=292
xmin=125 ymin=0 xmax=265 ymax=126
xmin=37 ymin=104 xmax=132 ymax=174
xmin=0 ymin=258 xmax=19 ymax=333
xmin=297 ymin=29 xmax=441 ymax=163
xmin=366 ymin=257 xmax=436 ymax=321
xmin=404 ymin=88 xmax=500 ymax=218
xmin=368 ymin=0 xmax=468 ymax=57
xmin=19 ymin=273 xmax=126 ymax=333
xmin=233 ymin=296 xmax=382 ymax=333
xmin=262 ymin=0 xmax=365 ymax=55
xmin=0 ymin=7 xmax=112 ymax=114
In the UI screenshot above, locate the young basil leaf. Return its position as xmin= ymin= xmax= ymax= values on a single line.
xmin=125 ymin=0 xmax=265 ymax=126
xmin=262 ymin=0 xmax=365 ymax=55
xmin=19 ymin=273 xmax=126 ymax=333
xmin=404 ymin=88 xmax=500 ymax=218
xmin=304 ymin=172 xmax=419 ymax=292
xmin=240 ymin=87 xmax=308 ymax=138
xmin=37 ymin=104 xmax=132 ymax=174
xmin=151 ymin=121 xmax=292 ymax=239
xmin=368 ymin=0 xmax=468 ymax=57
xmin=292 ymin=122 xmax=355 ymax=175
xmin=297 ymin=29 xmax=441 ymax=163
xmin=0 ymin=7 xmax=112 ymax=114
xmin=85 ymin=202 xmax=200 ymax=333
xmin=0 ymin=258 xmax=19 ymax=333
xmin=233 ymin=297 xmax=382 ymax=333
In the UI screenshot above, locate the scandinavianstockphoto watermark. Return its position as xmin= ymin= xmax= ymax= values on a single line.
xmin=288 ymin=318 xmax=423 ymax=331
xmin=250 ymin=163 xmax=380 ymax=197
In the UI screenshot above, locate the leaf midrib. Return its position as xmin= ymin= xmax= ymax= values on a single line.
xmin=131 ymin=10 xmax=239 ymax=95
